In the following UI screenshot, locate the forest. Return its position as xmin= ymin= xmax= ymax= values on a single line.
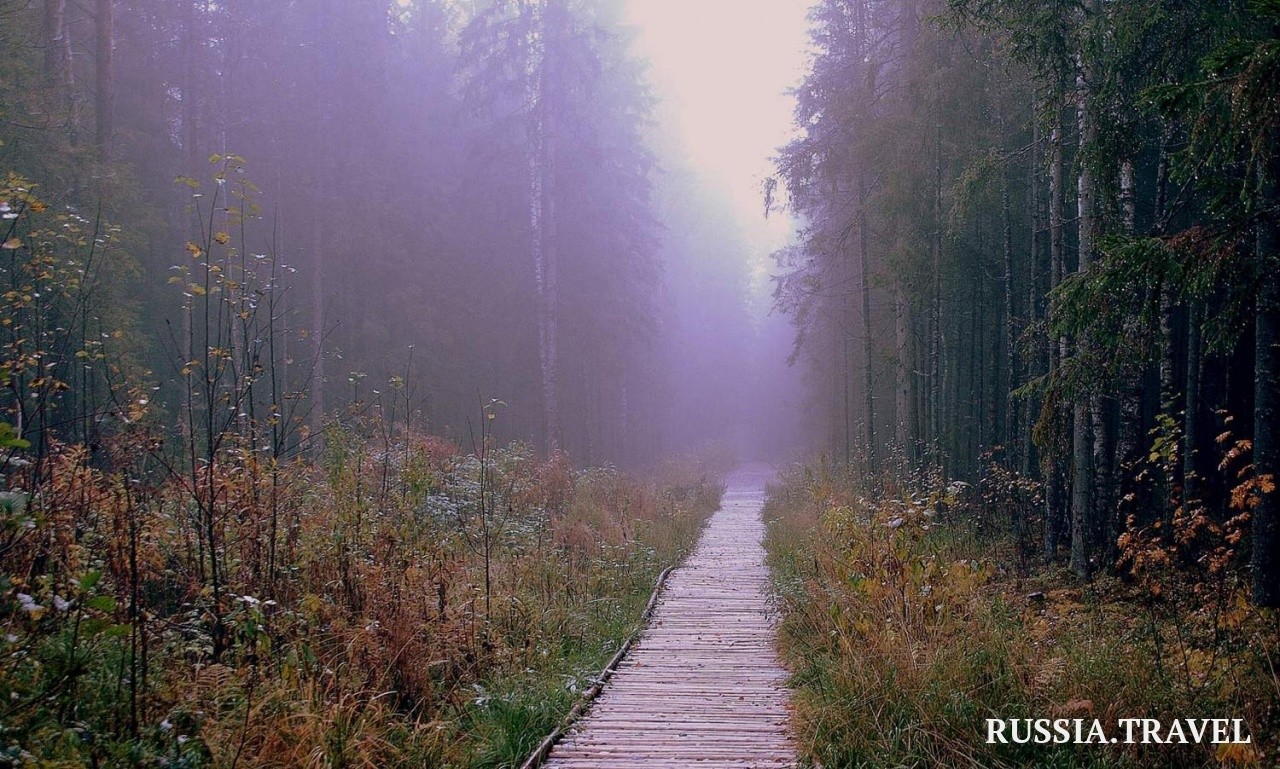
xmin=765 ymin=0 xmax=1279 ymax=764
xmin=773 ymin=0 xmax=1280 ymax=598
xmin=0 ymin=0 xmax=1277 ymax=766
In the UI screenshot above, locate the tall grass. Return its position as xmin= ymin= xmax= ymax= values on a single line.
xmin=0 ymin=433 xmax=724 ymax=768
xmin=764 ymin=462 xmax=1278 ymax=768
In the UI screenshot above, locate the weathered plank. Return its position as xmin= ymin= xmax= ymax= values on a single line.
xmin=543 ymin=466 xmax=797 ymax=768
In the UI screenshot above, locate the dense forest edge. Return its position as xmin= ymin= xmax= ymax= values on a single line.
xmin=762 ymin=0 xmax=1279 ymax=766
xmin=771 ymin=0 xmax=1280 ymax=606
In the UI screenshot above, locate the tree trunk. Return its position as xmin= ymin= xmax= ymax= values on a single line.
xmin=859 ymin=181 xmax=877 ymax=478
xmin=95 ymin=0 xmax=114 ymax=162
xmin=1113 ymin=158 xmax=1144 ymax=557
xmin=44 ymin=0 xmax=69 ymax=84
xmin=180 ymin=0 xmax=199 ymax=446
xmin=1155 ymin=129 xmax=1180 ymax=520
xmin=183 ymin=0 xmax=199 ymax=176
xmin=1001 ymin=106 xmax=1017 ymax=465
xmin=1183 ymin=301 xmax=1202 ymax=501
xmin=309 ymin=1 xmax=331 ymax=433
xmin=529 ymin=0 xmax=560 ymax=452
xmin=1045 ymin=111 xmax=1067 ymax=560
xmin=1071 ymin=59 xmax=1097 ymax=578
xmin=310 ymin=214 xmax=325 ymax=427
xmin=975 ymin=267 xmax=986 ymax=472
xmin=930 ymin=126 xmax=942 ymax=469
xmin=1251 ymin=157 xmax=1280 ymax=607
xmin=46 ymin=0 xmax=78 ymax=146
xmin=1022 ymin=112 xmax=1040 ymax=479
xmin=895 ymin=285 xmax=911 ymax=469
xmin=843 ymin=315 xmax=852 ymax=466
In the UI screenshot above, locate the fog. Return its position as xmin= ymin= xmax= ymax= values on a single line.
xmin=7 ymin=3 xmax=1280 ymax=762
xmin=33 ymin=0 xmax=1249 ymax=483
xmin=0 ymin=0 xmax=815 ymax=467
xmin=627 ymin=0 xmax=810 ymax=462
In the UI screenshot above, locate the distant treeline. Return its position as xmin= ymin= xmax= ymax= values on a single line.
xmin=0 ymin=0 xmax=760 ymax=467
xmin=773 ymin=0 xmax=1279 ymax=601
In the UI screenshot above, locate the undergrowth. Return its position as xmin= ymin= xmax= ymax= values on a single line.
xmin=0 ymin=437 xmax=724 ymax=768
xmin=764 ymin=461 xmax=1279 ymax=768
xmin=0 ymin=166 xmax=728 ymax=768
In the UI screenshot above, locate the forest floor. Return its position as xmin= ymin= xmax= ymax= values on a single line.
xmin=763 ymin=462 xmax=1279 ymax=768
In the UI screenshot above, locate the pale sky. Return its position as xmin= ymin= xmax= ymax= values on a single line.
xmin=622 ymin=0 xmax=812 ymax=298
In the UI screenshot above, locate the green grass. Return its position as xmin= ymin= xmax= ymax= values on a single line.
xmin=457 ymin=562 xmax=661 ymax=768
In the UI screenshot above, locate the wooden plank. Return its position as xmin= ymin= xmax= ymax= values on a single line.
xmin=542 ymin=466 xmax=797 ymax=768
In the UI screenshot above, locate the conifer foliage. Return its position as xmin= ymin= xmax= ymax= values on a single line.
xmin=774 ymin=0 xmax=1280 ymax=602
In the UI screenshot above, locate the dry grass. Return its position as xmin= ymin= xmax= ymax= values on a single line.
xmin=0 ymin=434 xmax=725 ymax=768
xmin=764 ymin=462 xmax=1279 ymax=768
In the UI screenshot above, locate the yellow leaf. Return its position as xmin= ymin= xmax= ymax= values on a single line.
xmin=1216 ymin=742 xmax=1261 ymax=766
xmin=213 ymin=232 xmax=230 ymax=245
xmin=1 ymin=238 xmax=21 ymax=250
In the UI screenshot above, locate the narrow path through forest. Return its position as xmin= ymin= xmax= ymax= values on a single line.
xmin=543 ymin=465 xmax=797 ymax=768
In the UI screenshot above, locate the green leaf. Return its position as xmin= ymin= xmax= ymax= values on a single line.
xmin=103 ymin=624 xmax=131 ymax=638
xmin=0 ymin=491 xmax=29 ymax=515
xmin=0 ymin=422 xmax=29 ymax=449
xmin=79 ymin=570 xmax=103 ymax=592
xmin=80 ymin=617 xmax=110 ymax=636
xmin=85 ymin=595 xmax=116 ymax=613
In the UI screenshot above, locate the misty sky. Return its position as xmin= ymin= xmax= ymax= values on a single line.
xmin=623 ymin=0 xmax=810 ymax=301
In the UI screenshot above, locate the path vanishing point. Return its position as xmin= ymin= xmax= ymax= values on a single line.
xmin=543 ymin=465 xmax=798 ymax=768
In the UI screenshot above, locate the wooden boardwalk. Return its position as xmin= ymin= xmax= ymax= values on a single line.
xmin=543 ymin=466 xmax=797 ymax=768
